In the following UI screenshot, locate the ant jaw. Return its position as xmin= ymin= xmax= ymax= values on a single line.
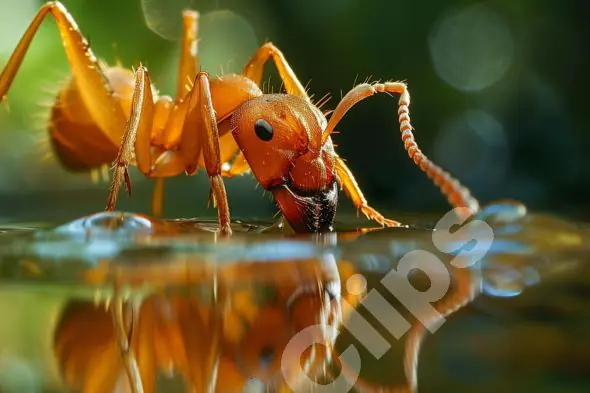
xmin=271 ymin=181 xmax=338 ymax=234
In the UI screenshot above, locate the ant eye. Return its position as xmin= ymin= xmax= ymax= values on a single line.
xmin=254 ymin=119 xmax=273 ymax=141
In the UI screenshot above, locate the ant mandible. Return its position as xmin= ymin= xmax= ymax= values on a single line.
xmin=0 ymin=1 xmax=480 ymax=236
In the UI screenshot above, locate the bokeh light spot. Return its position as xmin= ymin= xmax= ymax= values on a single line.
xmin=197 ymin=10 xmax=259 ymax=75
xmin=0 ymin=355 xmax=39 ymax=393
xmin=0 ymin=0 xmax=37 ymax=57
xmin=142 ymin=0 xmax=198 ymax=41
xmin=434 ymin=110 xmax=509 ymax=190
xmin=346 ymin=274 xmax=367 ymax=296
xmin=428 ymin=3 xmax=514 ymax=92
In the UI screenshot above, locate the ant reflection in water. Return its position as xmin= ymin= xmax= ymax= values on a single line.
xmin=53 ymin=254 xmax=364 ymax=392
xmin=52 ymin=249 xmax=481 ymax=392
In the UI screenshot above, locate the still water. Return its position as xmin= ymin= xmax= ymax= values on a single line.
xmin=0 ymin=201 xmax=588 ymax=393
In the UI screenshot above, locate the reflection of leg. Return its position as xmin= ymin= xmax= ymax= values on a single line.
xmin=163 ymin=298 xmax=221 ymax=392
xmin=332 ymin=267 xmax=479 ymax=393
xmin=53 ymin=301 xmax=124 ymax=392
xmin=111 ymin=280 xmax=144 ymax=393
xmin=402 ymin=267 xmax=479 ymax=392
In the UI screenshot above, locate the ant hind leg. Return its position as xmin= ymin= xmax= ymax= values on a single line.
xmin=0 ymin=1 xmax=128 ymax=145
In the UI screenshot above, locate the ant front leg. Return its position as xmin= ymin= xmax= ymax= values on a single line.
xmin=334 ymin=155 xmax=401 ymax=227
xmin=181 ymin=72 xmax=232 ymax=236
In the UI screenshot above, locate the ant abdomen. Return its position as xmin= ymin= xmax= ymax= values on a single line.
xmin=49 ymin=67 xmax=137 ymax=171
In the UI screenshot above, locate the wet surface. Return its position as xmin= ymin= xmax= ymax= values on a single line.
xmin=0 ymin=200 xmax=589 ymax=392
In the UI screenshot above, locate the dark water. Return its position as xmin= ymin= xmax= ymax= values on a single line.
xmin=0 ymin=201 xmax=588 ymax=393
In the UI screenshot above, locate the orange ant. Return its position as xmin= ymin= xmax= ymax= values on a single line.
xmin=56 ymin=239 xmax=480 ymax=393
xmin=0 ymin=1 xmax=480 ymax=236
xmin=55 ymin=254 xmax=367 ymax=392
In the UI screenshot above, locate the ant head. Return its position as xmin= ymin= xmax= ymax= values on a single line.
xmin=219 ymin=272 xmax=342 ymax=390
xmin=230 ymin=94 xmax=326 ymax=190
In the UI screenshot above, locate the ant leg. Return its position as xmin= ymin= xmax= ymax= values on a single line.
xmin=237 ymin=42 xmax=310 ymax=178
xmin=323 ymin=82 xmax=480 ymax=220
xmin=243 ymin=42 xmax=310 ymax=101
xmin=176 ymin=10 xmax=200 ymax=99
xmin=151 ymin=178 xmax=165 ymax=217
xmin=0 ymin=1 xmax=127 ymax=145
xmin=334 ymin=155 xmax=401 ymax=227
xmin=400 ymin=267 xmax=478 ymax=393
xmin=105 ymin=65 xmax=188 ymax=213
xmin=181 ymin=72 xmax=232 ymax=236
xmin=106 ymin=66 xmax=155 ymax=212
xmin=152 ymin=10 xmax=199 ymax=217
xmin=110 ymin=278 xmax=145 ymax=393
xmin=334 ymin=268 xmax=478 ymax=393
xmin=53 ymin=302 xmax=132 ymax=392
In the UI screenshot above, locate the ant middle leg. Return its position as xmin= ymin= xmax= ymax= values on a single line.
xmin=149 ymin=10 xmax=201 ymax=217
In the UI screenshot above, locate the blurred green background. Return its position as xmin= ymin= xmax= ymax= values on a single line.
xmin=0 ymin=0 xmax=588 ymax=225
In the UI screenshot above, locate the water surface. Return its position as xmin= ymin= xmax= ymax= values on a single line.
xmin=0 ymin=201 xmax=588 ymax=393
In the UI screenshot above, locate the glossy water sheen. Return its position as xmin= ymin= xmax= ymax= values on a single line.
xmin=0 ymin=201 xmax=589 ymax=393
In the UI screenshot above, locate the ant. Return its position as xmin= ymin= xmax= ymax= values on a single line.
xmin=0 ymin=1 xmax=480 ymax=236
xmin=55 ymin=254 xmax=367 ymax=392
xmin=56 ymin=239 xmax=480 ymax=393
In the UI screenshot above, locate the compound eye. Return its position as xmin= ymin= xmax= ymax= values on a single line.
xmin=254 ymin=119 xmax=273 ymax=141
